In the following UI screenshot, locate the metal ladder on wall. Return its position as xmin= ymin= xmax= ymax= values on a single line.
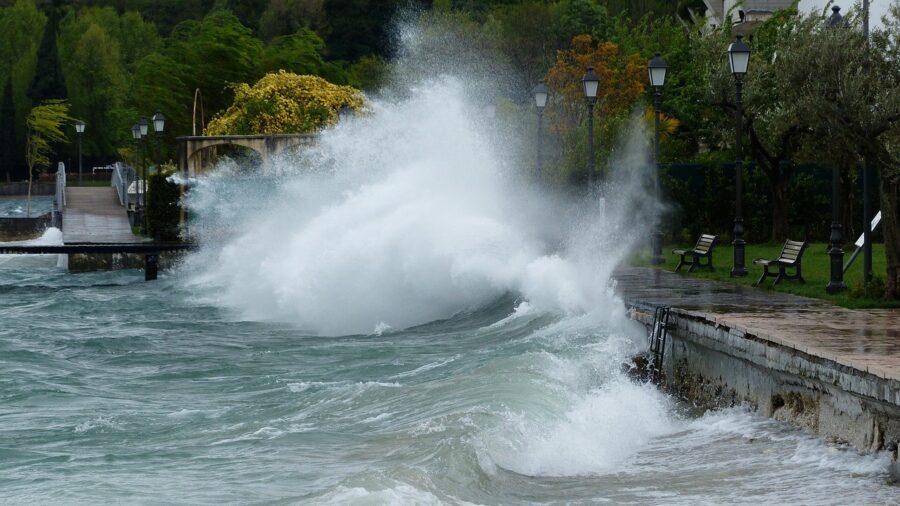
xmin=648 ymin=306 xmax=671 ymax=381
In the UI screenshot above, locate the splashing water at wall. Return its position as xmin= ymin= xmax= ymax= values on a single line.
xmin=3 ymin=15 xmax=898 ymax=505
xmin=182 ymin=33 xmax=656 ymax=335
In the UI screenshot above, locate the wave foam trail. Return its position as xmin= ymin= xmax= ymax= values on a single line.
xmin=184 ymin=34 xmax=652 ymax=336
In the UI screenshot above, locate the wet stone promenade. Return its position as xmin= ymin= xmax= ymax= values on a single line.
xmin=613 ymin=267 xmax=900 ymax=385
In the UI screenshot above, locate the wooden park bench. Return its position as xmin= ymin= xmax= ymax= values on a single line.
xmin=672 ymin=234 xmax=718 ymax=272
xmin=752 ymin=239 xmax=809 ymax=287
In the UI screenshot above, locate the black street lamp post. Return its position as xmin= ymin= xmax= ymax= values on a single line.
xmin=533 ymin=81 xmax=548 ymax=179
xmin=138 ymin=117 xmax=149 ymax=231
xmin=582 ymin=68 xmax=599 ymax=194
xmin=131 ymin=123 xmax=142 ymax=231
xmin=74 ymin=120 xmax=85 ymax=184
xmin=727 ymin=35 xmax=750 ymax=277
xmin=152 ymin=111 xmax=165 ymax=170
xmin=827 ymin=6 xmax=847 ymax=294
xmin=648 ymin=53 xmax=667 ymax=265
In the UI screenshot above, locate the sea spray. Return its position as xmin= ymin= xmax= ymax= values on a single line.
xmin=183 ymin=80 xmax=656 ymax=335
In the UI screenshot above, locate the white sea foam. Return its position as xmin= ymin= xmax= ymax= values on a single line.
xmin=183 ymin=77 xmax=653 ymax=335
xmin=0 ymin=227 xmax=65 ymax=268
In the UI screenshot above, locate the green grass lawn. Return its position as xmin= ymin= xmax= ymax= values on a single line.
xmin=631 ymin=242 xmax=899 ymax=309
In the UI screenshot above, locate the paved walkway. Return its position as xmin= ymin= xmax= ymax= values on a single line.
xmin=613 ymin=267 xmax=900 ymax=382
xmin=63 ymin=187 xmax=144 ymax=244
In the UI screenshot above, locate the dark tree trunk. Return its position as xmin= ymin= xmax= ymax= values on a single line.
xmin=882 ymin=174 xmax=900 ymax=299
xmin=771 ymin=176 xmax=789 ymax=242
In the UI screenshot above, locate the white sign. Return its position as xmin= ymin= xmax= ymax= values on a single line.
xmin=854 ymin=211 xmax=882 ymax=247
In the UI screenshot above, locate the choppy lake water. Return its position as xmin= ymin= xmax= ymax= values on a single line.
xmin=0 ymin=257 xmax=897 ymax=505
xmin=0 ymin=196 xmax=53 ymax=217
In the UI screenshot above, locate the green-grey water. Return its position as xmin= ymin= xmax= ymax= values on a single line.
xmin=0 ymin=260 xmax=897 ymax=505
xmin=2 ymin=45 xmax=898 ymax=503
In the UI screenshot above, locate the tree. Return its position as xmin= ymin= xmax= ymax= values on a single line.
xmin=324 ymin=0 xmax=400 ymax=61
xmin=25 ymin=99 xmax=70 ymax=215
xmin=128 ymin=52 xmax=192 ymax=161
xmin=168 ymin=10 xmax=264 ymax=119
xmin=0 ymin=78 xmax=15 ymax=181
xmin=63 ymin=22 xmax=129 ymax=159
xmin=543 ymin=34 xmax=645 ymax=181
xmin=261 ymin=29 xmax=348 ymax=84
xmin=206 ymin=70 xmax=364 ymax=135
xmin=258 ymin=0 xmax=327 ymax=42
xmin=0 ymin=0 xmax=47 ymax=180
xmin=27 ymin=3 xmax=66 ymax=103
xmin=491 ymin=1 xmax=565 ymax=98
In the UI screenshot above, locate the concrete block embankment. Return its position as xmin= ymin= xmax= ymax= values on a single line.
xmin=614 ymin=267 xmax=900 ymax=465
xmin=0 ymin=213 xmax=51 ymax=241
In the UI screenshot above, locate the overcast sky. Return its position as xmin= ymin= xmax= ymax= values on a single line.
xmin=797 ymin=0 xmax=893 ymax=26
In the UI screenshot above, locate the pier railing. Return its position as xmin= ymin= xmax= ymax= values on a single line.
xmin=52 ymin=162 xmax=66 ymax=228
xmin=111 ymin=162 xmax=134 ymax=209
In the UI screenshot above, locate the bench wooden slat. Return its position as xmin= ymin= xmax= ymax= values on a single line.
xmin=753 ymin=239 xmax=808 ymax=287
xmin=673 ymin=233 xmax=718 ymax=273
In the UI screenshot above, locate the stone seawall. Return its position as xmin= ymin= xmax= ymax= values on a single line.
xmin=628 ymin=303 xmax=900 ymax=464
xmin=613 ymin=267 xmax=900 ymax=473
xmin=0 ymin=214 xmax=51 ymax=241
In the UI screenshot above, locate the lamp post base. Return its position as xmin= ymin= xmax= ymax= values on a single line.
xmin=731 ymin=239 xmax=747 ymax=277
xmin=827 ymin=245 xmax=846 ymax=294
xmin=825 ymin=281 xmax=847 ymax=294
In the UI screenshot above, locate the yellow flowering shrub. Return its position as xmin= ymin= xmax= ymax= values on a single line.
xmin=206 ymin=71 xmax=365 ymax=135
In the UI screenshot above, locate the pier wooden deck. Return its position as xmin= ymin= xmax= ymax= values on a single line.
xmin=63 ymin=187 xmax=144 ymax=244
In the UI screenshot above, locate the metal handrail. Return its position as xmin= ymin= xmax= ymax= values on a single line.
xmin=111 ymin=162 xmax=135 ymax=209
xmin=51 ymin=162 xmax=66 ymax=227
xmin=56 ymin=162 xmax=66 ymax=209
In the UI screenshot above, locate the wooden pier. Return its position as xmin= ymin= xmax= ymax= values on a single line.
xmin=1 ymin=186 xmax=194 ymax=281
xmin=62 ymin=187 xmax=143 ymax=244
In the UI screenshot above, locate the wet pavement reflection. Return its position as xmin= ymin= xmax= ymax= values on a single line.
xmin=613 ymin=268 xmax=900 ymax=381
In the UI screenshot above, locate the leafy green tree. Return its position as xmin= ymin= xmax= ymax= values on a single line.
xmin=491 ymin=1 xmax=565 ymax=97
xmin=324 ymin=0 xmax=399 ymax=61
xmin=27 ymin=3 xmax=66 ymax=103
xmin=63 ymin=22 xmax=129 ymax=158
xmin=261 ymin=29 xmax=348 ymax=83
xmin=0 ymin=78 xmax=15 ymax=181
xmin=559 ymin=0 xmax=605 ymax=39
xmin=773 ymin=5 xmax=900 ymax=298
xmin=25 ymin=99 xmax=70 ymax=215
xmin=168 ymin=10 xmax=263 ymax=119
xmin=206 ymin=71 xmax=364 ymax=135
xmin=0 ymin=0 xmax=46 ymax=179
xmin=226 ymin=0 xmax=269 ymax=32
xmin=347 ymin=54 xmax=388 ymax=90
xmin=258 ymin=0 xmax=327 ymax=42
xmin=128 ymin=52 xmax=192 ymax=161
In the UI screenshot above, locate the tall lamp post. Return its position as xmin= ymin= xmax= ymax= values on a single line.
xmin=582 ymin=67 xmax=599 ymax=194
xmin=74 ymin=120 xmax=85 ymax=184
xmin=533 ymin=81 xmax=548 ymax=179
xmin=648 ymin=53 xmax=667 ymax=265
xmin=152 ymin=111 xmax=165 ymax=169
xmin=862 ymin=0 xmax=873 ymax=285
xmin=826 ymin=6 xmax=847 ymax=293
xmin=727 ymin=35 xmax=750 ymax=277
xmin=132 ymin=123 xmax=143 ymax=231
xmin=138 ymin=117 xmax=149 ymax=231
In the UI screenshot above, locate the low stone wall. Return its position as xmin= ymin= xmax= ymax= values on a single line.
xmin=0 ymin=183 xmax=55 ymax=196
xmin=0 ymin=213 xmax=51 ymax=241
xmin=629 ymin=304 xmax=900 ymax=465
xmin=67 ymin=251 xmax=183 ymax=273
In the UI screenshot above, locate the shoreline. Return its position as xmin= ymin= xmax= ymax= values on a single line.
xmin=615 ymin=267 xmax=900 ymax=475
